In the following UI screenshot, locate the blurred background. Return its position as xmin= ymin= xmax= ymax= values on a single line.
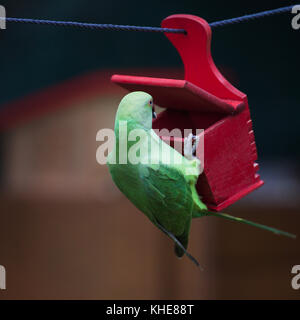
xmin=0 ymin=0 xmax=299 ymax=299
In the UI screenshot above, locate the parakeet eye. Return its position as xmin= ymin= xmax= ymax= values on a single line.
xmin=149 ymin=100 xmax=153 ymax=106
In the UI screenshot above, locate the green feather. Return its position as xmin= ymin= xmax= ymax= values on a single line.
xmin=195 ymin=211 xmax=296 ymax=239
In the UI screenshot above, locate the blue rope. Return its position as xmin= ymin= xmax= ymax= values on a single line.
xmin=3 ymin=17 xmax=185 ymax=33
xmin=210 ymin=5 xmax=295 ymax=28
xmin=0 ymin=5 xmax=296 ymax=33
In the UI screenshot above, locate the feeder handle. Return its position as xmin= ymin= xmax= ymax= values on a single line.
xmin=162 ymin=14 xmax=246 ymax=102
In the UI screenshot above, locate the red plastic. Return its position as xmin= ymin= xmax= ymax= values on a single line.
xmin=111 ymin=14 xmax=263 ymax=211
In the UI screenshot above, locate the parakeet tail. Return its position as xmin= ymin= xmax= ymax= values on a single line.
xmin=174 ymin=234 xmax=188 ymax=259
xmin=155 ymin=222 xmax=203 ymax=269
xmin=196 ymin=211 xmax=296 ymax=239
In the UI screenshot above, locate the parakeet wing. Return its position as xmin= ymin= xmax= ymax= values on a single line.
xmin=138 ymin=163 xmax=193 ymax=237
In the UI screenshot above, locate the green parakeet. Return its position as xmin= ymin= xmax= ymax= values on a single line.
xmin=107 ymin=91 xmax=295 ymax=266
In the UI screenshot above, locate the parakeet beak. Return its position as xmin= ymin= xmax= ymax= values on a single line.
xmin=152 ymin=106 xmax=157 ymax=119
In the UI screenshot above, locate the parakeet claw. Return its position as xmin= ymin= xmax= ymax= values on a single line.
xmin=152 ymin=105 xmax=157 ymax=119
xmin=192 ymin=135 xmax=200 ymax=155
xmin=184 ymin=133 xmax=199 ymax=160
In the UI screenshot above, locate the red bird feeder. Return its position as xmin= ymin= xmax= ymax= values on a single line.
xmin=111 ymin=14 xmax=263 ymax=212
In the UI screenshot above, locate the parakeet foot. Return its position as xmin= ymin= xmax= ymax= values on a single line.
xmin=184 ymin=133 xmax=199 ymax=160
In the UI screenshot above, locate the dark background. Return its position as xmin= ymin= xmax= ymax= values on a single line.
xmin=0 ymin=0 xmax=299 ymax=158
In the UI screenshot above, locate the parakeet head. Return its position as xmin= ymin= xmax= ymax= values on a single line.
xmin=115 ymin=91 xmax=157 ymax=130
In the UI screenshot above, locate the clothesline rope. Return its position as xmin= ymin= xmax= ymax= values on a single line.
xmin=0 ymin=5 xmax=296 ymax=33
